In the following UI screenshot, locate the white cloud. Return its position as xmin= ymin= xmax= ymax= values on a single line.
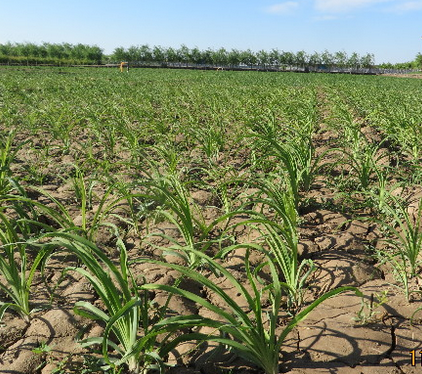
xmin=315 ymin=0 xmax=390 ymax=13
xmin=266 ymin=2 xmax=299 ymax=14
xmin=389 ymin=0 xmax=422 ymax=12
xmin=314 ymin=14 xmax=339 ymax=20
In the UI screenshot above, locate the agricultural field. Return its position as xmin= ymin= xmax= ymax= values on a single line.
xmin=1 ymin=66 xmax=422 ymax=374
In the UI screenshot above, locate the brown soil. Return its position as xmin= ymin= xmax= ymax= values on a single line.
xmin=1 ymin=84 xmax=422 ymax=374
xmin=381 ymin=73 xmax=422 ymax=79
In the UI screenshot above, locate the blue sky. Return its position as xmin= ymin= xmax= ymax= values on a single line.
xmin=1 ymin=0 xmax=421 ymax=63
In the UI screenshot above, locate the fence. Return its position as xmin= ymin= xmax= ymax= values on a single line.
xmin=1 ymin=61 xmax=420 ymax=75
xmin=107 ymin=61 xmax=420 ymax=75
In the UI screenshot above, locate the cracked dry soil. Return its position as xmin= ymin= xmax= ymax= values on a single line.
xmin=1 ymin=71 xmax=422 ymax=374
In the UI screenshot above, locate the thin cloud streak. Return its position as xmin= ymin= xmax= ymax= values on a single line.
xmin=389 ymin=0 xmax=422 ymax=11
xmin=265 ymin=2 xmax=299 ymax=14
xmin=315 ymin=0 xmax=391 ymax=13
xmin=314 ymin=14 xmax=339 ymax=20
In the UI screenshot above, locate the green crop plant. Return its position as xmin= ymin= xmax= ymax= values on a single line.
xmin=0 ymin=180 xmax=49 ymax=240
xmin=47 ymin=109 xmax=77 ymax=155
xmin=221 ymin=212 xmax=312 ymax=312
xmin=139 ymin=174 xmax=234 ymax=267
xmin=330 ymin=77 xmax=422 ymax=170
xmin=372 ymin=167 xmax=390 ymax=212
xmin=67 ymin=167 xmax=129 ymax=240
xmin=340 ymin=134 xmax=387 ymax=191
xmin=239 ymin=178 xmax=311 ymax=309
xmin=330 ymin=98 xmax=383 ymax=191
xmin=2 ymin=66 xmax=422 ymax=372
xmin=4 ymin=176 xmax=133 ymax=243
xmin=3 ymin=190 xmax=75 ymax=233
xmin=248 ymin=123 xmax=321 ymax=209
xmin=70 ymin=168 xmax=94 ymax=233
xmin=260 ymin=219 xmax=314 ymax=311
xmin=397 ymin=117 xmax=422 ymax=162
xmin=140 ymin=248 xmax=360 ymax=374
xmin=113 ymin=179 xmax=148 ymax=237
xmin=0 ymin=130 xmax=28 ymax=195
xmin=0 ymin=211 xmax=50 ymax=323
xmin=370 ymin=192 xmax=422 ymax=300
xmin=191 ymin=124 xmax=225 ymax=162
xmin=42 ymin=232 xmax=214 ymax=374
xmin=352 ymin=291 xmax=388 ymax=325
xmin=202 ymin=168 xmax=244 ymax=216
xmin=150 ymin=142 xmax=180 ymax=176
xmin=118 ymin=122 xmax=144 ymax=164
xmin=249 ymin=177 xmax=298 ymax=229
xmin=30 ymin=167 xmax=135 ymax=241
xmin=365 ymin=168 xmax=403 ymax=216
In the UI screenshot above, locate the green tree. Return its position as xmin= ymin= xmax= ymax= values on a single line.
xmin=414 ymin=53 xmax=422 ymax=69
xmin=86 ymin=45 xmax=103 ymax=63
xmin=202 ymin=48 xmax=214 ymax=65
xmin=177 ymin=44 xmax=191 ymax=64
xmin=360 ymin=53 xmax=374 ymax=68
xmin=321 ymin=49 xmax=333 ymax=67
xmin=348 ymin=52 xmax=360 ymax=69
xmin=309 ymin=51 xmax=321 ymax=68
xmin=152 ymin=45 xmax=165 ymax=62
xmin=127 ymin=46 xmax=140 ymax=62
xmin=295 ymin=50 xmax=308 ymax=67
xmin=139 ymin=44 xmax=152 ymax=62
xmin=112 ymin=46 xmax=128 ymax=62
xmin=240 ymin=49 xmax=256 ymax=67
xmin=0 ymin=42 xmax=13 ymax=56
xmin=190 ymin=47 xmax=203 ymax=64
xmin=280 ymin=51 xmax=295 ymax=66
xmin=269 ymin=48 xmax=280 ymax=66
xmin=334 ymin=50 xmax=348 ymax=67
xmin=228 ymin=49 xmax=241 ymax=67
xmin=165 ymin=47 xmax=178 ymax=63
xmin=257 ymin=49 xmax=270 ymax=67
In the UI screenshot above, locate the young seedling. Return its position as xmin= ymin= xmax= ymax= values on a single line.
xmin=0 ymin=130 xmax=29 ymax=195
xmin=352 ymin=291 xmax=388 ymax=325
xmin=369 ymin=191 xmax=422 ymax=300
xmin=43 ymin=232 xmax=215 ymax=374
xmin=140 ymin=248 xmax=360 ymax=374
xmin=0 ymin=212 xmax=50 ymax=323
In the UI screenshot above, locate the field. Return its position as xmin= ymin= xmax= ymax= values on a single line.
xmin=1 ymin=66 xmax=422 ymax=374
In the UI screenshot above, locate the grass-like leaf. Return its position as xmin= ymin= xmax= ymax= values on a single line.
xmin=139 ymin=247 xmax=360 ymax=374
xmin=0 ymin=211 xmax=50 ymax=322
xmin=42 ymin=232 xmax=222 ymax=374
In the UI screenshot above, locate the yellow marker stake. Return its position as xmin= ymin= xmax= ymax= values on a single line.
xmin=120 ymin=62 xmax=129 ymax=72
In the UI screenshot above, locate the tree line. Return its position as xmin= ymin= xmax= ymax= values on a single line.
xmin=111 ymin=44 xmax=376 ymax=69
xmin=378 ymin=53 xmax=422 ymax=70
xmin=0 ymin=42 xmax=103 ymax=65
xmin=0 ymin=41 xmax=421 ymax=70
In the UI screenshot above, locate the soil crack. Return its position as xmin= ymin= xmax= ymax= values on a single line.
xmin=383 ymin=324 xmax=397 ymax=359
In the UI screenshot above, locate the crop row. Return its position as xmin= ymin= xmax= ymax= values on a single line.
xmin=1 ymin=67 xmax=422 ymax=373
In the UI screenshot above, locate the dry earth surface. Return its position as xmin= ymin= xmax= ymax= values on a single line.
xmin=1 ymin=69 xmax=422 ymax=374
